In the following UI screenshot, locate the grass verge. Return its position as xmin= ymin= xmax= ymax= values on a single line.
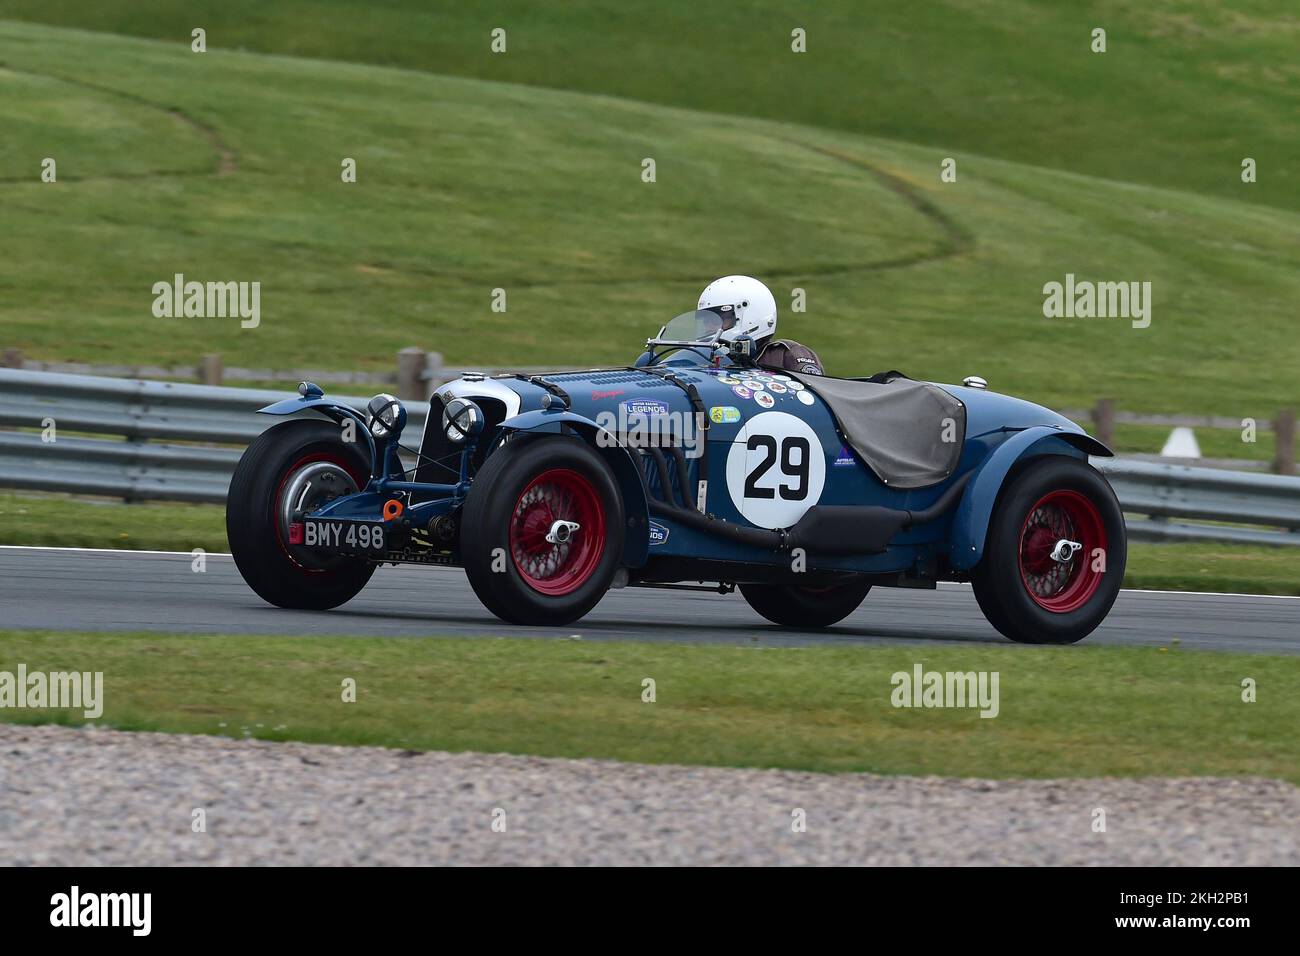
xmin=10 ymin=2 xmax=1300 ymax=214
xmin=0 ymin=493 xmax=228 ymax=553
xmin=1 ymin=630 xmax=1294 ymax=782
xmin=1124 ymin=542 xmax=1300 ymax=596
xmin=0 ymin=20 xmax=1298 ymax=413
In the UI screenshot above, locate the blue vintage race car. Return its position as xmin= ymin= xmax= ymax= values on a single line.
xmin=226 ymin=309 xmax=1126 ymax=643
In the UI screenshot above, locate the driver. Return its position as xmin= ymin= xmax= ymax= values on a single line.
xmin=697 ymin=275 xmax=825 ymax=375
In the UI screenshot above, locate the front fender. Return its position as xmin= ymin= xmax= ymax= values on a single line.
xmin=947 ymin=426 xmax=1104 ymax=570
xmin=258 ymin=395 xmax=358 ymax=421
xmin=498 ymin=409 xmax=651 ymax=568
xmin=257 ymin=396 xmax=378 ymax=475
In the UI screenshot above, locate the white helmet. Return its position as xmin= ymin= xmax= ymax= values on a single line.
xmin=697 ymin=276 xmax=777 ymax=346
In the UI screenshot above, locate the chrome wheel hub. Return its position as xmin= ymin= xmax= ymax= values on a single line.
xmin=278 ymin=460 xmax=360 ymax=568
xmin=1049 ymin=538 xmax=1083 ymax=564
xmin=544 ymin=519 xmax=581 ymax=545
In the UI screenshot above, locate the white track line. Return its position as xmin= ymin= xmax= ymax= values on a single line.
xmin=0 ymin=544 xmax=231 ymax=557
xmin=1119 ymin=587 xmax=1299 ymax=600
xmin=1 ymin=545 xmax=1296 ymax=601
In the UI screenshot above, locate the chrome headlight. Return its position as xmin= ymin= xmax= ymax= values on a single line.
xmin=442 ymin=397 xmax=484 ymax=444
xmin=366 ymin=392 xmax=406 ymax=439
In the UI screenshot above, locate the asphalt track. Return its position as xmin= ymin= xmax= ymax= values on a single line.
xmin=1 ymin=546 xmax=1296 ymax=653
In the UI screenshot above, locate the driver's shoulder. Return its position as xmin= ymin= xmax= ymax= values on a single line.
xmin=758 ymin=338 xmax=825 ymax=376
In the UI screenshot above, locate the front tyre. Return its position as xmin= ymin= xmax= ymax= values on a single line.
xmin=226 ymin=419 xmax=376 ymax=610
xmin=972 ymin=455 xmax=1125 ymax=644
xmin=740 ymin=579 xmax=872 ymax=628
xmin=460 ymin=437 xmax=625 ymax=626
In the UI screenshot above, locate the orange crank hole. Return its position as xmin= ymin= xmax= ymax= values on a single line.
xmin=382 ymin=499 xmax=404 ymax=521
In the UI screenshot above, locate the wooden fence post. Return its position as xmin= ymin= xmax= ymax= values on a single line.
xmin=200 ymin=353 xmax=223 ymax=386
xmin=426 ymin=351 xmax=444 ymax=390
xmin=396 ymin=347 xmax=428 ymax=401
xmin=1092 ymin=398 xmax=1115 ymax=447
xmin=1274 ymin=408 xmax=1296 ymax=476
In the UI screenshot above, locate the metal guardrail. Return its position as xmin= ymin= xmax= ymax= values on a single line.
xmin=0 ymin=369 xmax=427 ymax=503
xmin=0 ymin=369 xmax=1296 ymax=546
xmin=2 ymin=346 xmax=548 ymax=400
xmin=1095 ymin=458 xmax=1300 ymax=547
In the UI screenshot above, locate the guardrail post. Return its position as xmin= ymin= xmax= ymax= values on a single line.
xmin=1275 ymin=408 xmax=1296 ymax=476
xmin=1 ymin=348 xmax=22 ymax=369
xmin=200 ymin=354 xmax=223 ymax=386
xmin=397 ymin=347 xmax=427 ymax=401
xmin=426 ymin=351 xmax=445 ymax=390
xmin=1093 ymin=398 xmax=1115 ymax=448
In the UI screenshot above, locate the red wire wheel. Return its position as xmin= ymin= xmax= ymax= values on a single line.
xmin=509 ymin=468 xmax=607 ymax=596
xmin=1018 ymin=489 xmax=1107 ymax=613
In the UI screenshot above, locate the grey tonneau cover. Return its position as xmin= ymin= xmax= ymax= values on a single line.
xmin=790 ymin=373 xmax=966 ymax=489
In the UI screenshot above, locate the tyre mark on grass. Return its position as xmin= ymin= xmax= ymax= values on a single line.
xmin=347 ymin=139 xmax=976 ymax=290
xmin=0 ymin=64 xmax=236 ymax=182
xmin=788 ymin=141 xmax=976 ymax=268
xmin=0 ymin=68 xmax=966 ymax=292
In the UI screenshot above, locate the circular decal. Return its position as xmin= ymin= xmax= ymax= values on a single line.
xmin=796 ymin=390 xmax=815 ymax=405
xmin=786 ymin=380 xmax=805 ymax=391
xmin=772 ymin=374 xmax=792 ymax=381
xmin=724 ymin=412 xmax=826 ymax=529
xmin=742 ymin=380 xmax=765 ymax=391
xmin=767 ymin=382 xmax=788 ymax=394
xmin=717 ymin=375 xmax=740 ymax=385
xmin=754 ymin=391 xmax=775 ymax=408
xmin=732 ymin=385 xmax=752 ymax=400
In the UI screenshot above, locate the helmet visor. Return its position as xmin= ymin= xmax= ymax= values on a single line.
xmin=701 ymin=304 xmax=740 ymax=332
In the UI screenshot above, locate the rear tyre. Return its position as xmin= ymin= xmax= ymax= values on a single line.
xmin=740 ymin=579 xmax=872 ymax=628
xmin=972 ymin=455 xmax=1125 ymax=644
xmin=460 ymin=437 xmax=624 ymax=626
xmin=226 ymin=419 xmax=376 ymax=610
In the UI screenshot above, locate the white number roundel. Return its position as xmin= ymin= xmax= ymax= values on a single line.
xmin=724 ymin=412 xmax=825 ymax=529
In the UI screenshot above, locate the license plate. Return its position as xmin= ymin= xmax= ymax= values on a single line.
xmin=303 ymin=518 xmax=387 ymax=554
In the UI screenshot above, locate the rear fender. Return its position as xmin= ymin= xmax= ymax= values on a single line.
xmin=498 ymin=409 xmax=650 ymax=568
xmin=947 ymin=426 xmax=1106 ymax=570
